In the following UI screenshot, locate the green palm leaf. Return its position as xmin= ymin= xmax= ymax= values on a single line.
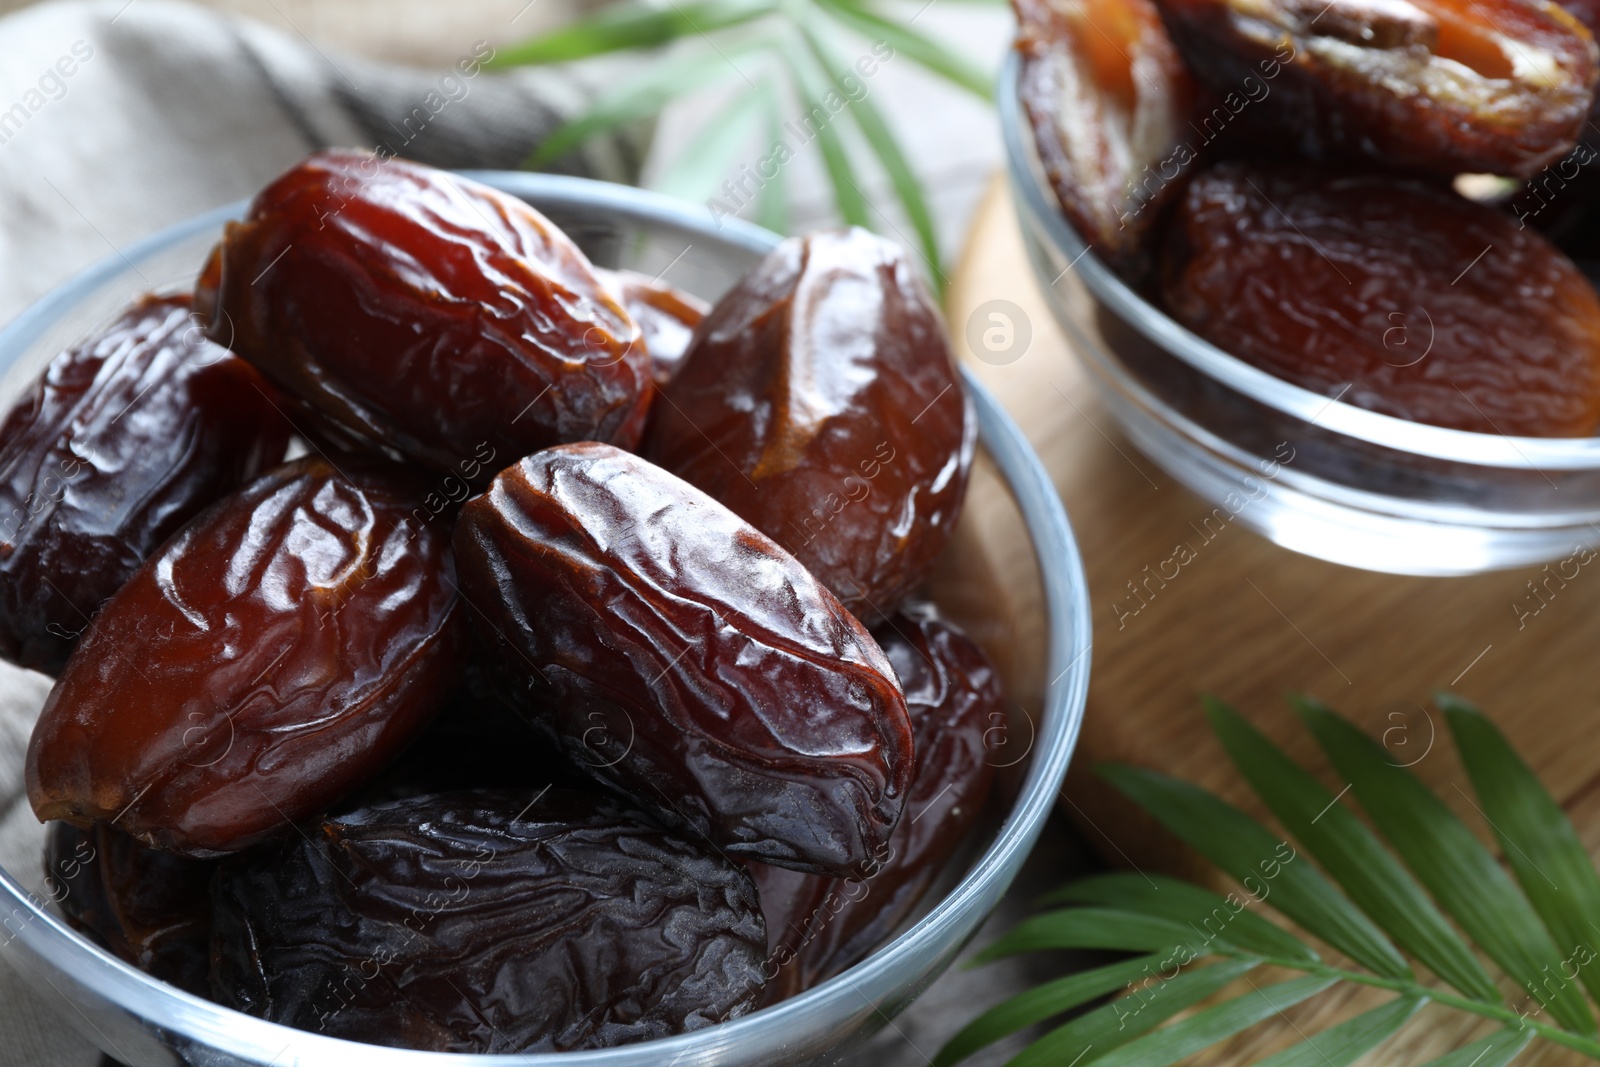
xmin=1443 ymin=694 xmax=1600 ymax=1009
xmin=1087 ymin=974 xmax=1339 ymax=1067
xmin=1099 ymin=763 xmax=1411 ymax=979
xmin=1008 ymin=959 xmax=1264 ymax=1067
xmin=1419 ymin=1028 xmax=1535 ymax=1067
xmin=1251 ymin=996 xmax=1424 ymax=1067
xmin=492 ymin=0 xmax=960 ymax=268
xmin=491 ymin=0 xmax=777 ymax=65
xmin=942 ymin=697 xmax=1600 ymax=1067
xmin=528 ymin=42 xmax=768 ymax=166
xmin=650 ymin=80 xmax=769 ymax=203
xmin=816 ymin=0 xmax=995 ymax=98
xmin=795 ymin=22 xmax=942 ymax=283
xmin=755 ymin=85 xmax=790 ymax=232
xmin=934 ymin=954 xmax=1175 ymax=1067
xmin=778 ymin=40 xmax=870 ymax=227
xmin=1298 ymin=697 xmax=1596 ymax=1035
xmin=1041 ymin=873 xmax=1318 ymax=963
xmin=1207 ymin=697 xmax=1500 ymax=1002
xmin=968 ymin=907 xmax=1212 ymax=963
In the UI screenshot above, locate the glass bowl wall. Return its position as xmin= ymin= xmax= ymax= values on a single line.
xmin=0 ymin=172 xmax=1091 ymax=1067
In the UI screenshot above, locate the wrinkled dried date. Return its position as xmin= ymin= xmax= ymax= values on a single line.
xmin=753 ymin=603 xmax=1000 ymax=1002
xmin=207 ymin=150 xmax=652 ymax=479
xmin=643 ymin=230 xmax=973 ymax=623
xmin=1162 ymin=163 xmax=1600 ymax=436
xmin=44 ymin=821 xmax=214 ymax=994
xmin=210 ymin=789 xmax=767 ymax=1053
xmin=454 ymin=442 xmax=914 ymax=877
xmin=597 ymin=268 xmax=708 ymax=386
xmin=1155 ymin=0 xmax=1599 ymax=176
xmin=339 ymin=667 xmax=589 ymax=808
xmin=1015 ymin=0 xmax=1200 ymax=276
xmin=0 ymin=294 xmax=288 ymax=674
xmin=26 ymin=456 xmax=466 ymax=856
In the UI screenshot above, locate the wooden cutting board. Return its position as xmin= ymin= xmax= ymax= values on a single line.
xmin=946 ymin=175 xmax=1600 ymax=1066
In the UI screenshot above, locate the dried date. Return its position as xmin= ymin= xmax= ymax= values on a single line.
xmin=1015 ymin=0 xmax=1200 ymax=276
xmin=453 ymin=442 xmax=914 ymax=878
xmin=1155 ymin=0 xmax=1599 ymax=177
xmin=1162 ymin=163 xmax=1600 ymax=436
xmin=26 ymin=456 xmax=466 ymax=856
xmin=210 ymin=789 xmax=767 ymax=1052
xmin=44 ymin=821 xmax=213 ymax=994
xmin=642 ymin=230 xmax=973 ymax=623
xmin=207 ymin=150 xmax=652 ymax=479
xmin=339 ymin=667 xmax=589 ymax=808
xmin=0 ymin=294 xmax=288 ymax=674
xmin=597 ymin=268 xmax=708 ymax=386
xmin=753 ymin=603 xmax=1000 ymax=1002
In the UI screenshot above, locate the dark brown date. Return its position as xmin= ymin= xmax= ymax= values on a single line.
xmin=752 ymin=603 xmax=1000 ymax=1002
xmin=642 ymin=229 xmax=973 ymax=623
xmin=1015 ymin=0 xmax=1200 ymax=276
xmin=44 ymin=822 xmax=214 ymax=994
xmin=453 ymin=442 xmax=914 ymax=878
xmin=207 ymin=150 xmax=652 ymax=479
xmin=26 ymin=456 xmax=466 ymax=856
xmin=1156 ymin=0 xmax=1599 ymax=177
xmin=210 ymin=789 xmax=767 ymax=1052
xmin=0 ymin=294 xmax=288 ymax=674
xmin=1162 ymin=163 xmax=1600 ymax=436
xmin=597 ymin=268 xmax=708 ymax=386
xmin=339 ymin=667 xmax=589 ymax=808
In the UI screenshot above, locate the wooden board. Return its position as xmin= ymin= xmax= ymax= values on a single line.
xmin=946 ymin=175 xmax=1600 ymax=1066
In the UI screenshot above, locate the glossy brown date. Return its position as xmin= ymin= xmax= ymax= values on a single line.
xmin=1155 ymin=0 xmax=1599 ymax=177
xmin=1015 ymin=0 xmax=1200 ymax=276
xmin=0 ymin=294 xmax=288 ymax=674
xmin=207 ymin=150 xmax=652 ymax=479
xmin=453 ymin=442 xmax=914 ymax=878
xmin=752 ymin=603 xmax=1000 ymax=1002
xmin=26 ymin=456 xmax=466 ymax=857
xmin=597 ymin=268 xmax=708 ymax=386
xmin=643 ymin=229 xmax=973 ymax=623
xmin=1162 ymin=163 xmax=1600 ymax=436
xmin=210 ymin=789 xmax=767 ymax=1052
xmin=44 ymin=822 xmax=214 ymax=994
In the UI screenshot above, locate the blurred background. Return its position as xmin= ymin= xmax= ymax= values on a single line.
xmin=0 ymin=0 xmax=1010 ymax=326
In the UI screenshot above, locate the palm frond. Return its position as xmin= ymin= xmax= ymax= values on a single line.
xmin=526 ymin=41 xmax=769 ymax=167
xmin=815 ymin=0 xmax=995 ymax=98
xmin=1004 ymin=960 xmax=1265 ymax=1067
xmin=489 ymin=0 xmax=778 ymax=66
xmin=942 ymin=695 xmax=1600 ymax=1067
xmin=1443 ymin=694 xmax=1600 ymax=1010
xmin=795 ymin=19 xmax=943 ymax=284
xmin=493 ymin=0 xmax=993 ymax=276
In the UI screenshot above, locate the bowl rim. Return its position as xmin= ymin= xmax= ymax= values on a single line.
xmin=999 ymin=51 xmax=1600 ymax=472
xmin=0 ymin=171 xmax=1093 ymax=1065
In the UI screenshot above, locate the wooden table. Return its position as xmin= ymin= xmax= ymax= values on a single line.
xmin=945 ymin=175 xmax=1600 ymax=1066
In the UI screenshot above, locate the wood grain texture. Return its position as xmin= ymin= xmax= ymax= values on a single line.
xmin=947 ymin=174 xmax=1600 ymax=1066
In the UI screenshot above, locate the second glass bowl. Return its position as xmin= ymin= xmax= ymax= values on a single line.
xmin=1001 ymin=53 xmax=1600 ymax=576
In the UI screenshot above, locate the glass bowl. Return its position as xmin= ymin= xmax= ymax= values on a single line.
xmin=0 ymin=172 xmax=1091 ymax=1067
xmin=1000 ymin=53 xmax=1600 ymax=576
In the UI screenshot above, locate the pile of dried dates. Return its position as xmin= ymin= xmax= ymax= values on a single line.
xmin=6 ymin=149 xmax=1004 ymax=1053
xmin=1015 ymin=0 xmax=1600 ymax=435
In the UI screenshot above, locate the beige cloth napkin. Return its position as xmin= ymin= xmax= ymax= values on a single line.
xmin=0 ymin=2 xmax=641 ymax=1062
